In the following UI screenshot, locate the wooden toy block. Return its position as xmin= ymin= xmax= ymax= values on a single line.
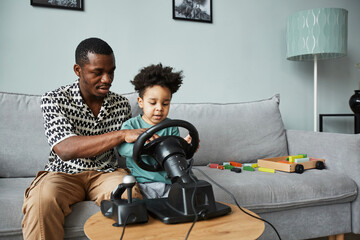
xmin=243 ymin=166 xmax=255 ymax=171
xmin=289 ymin=155 xmax=303 ymax=163
xmin=208 ymin=163 xmax=219 ymax=168
xmin=224 ymin=165 xmax=235 ymax=170
xmin=243 ymin=163 xmax=258 ymax=168
xmin=258 ymin=167 xmax=275 ymax=173
xmin=294 ymin=158 xmax=310 ymax=163
xmin=229 ymin=161 xmax=242 ymax=167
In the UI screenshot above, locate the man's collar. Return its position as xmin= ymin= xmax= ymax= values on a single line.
xmin=70 ymin=79 xmax=84 ymax=108
xmin=70 ymin=79 xmax=115 ymax=119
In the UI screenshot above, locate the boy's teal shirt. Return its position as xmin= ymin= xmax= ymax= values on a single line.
xmin=118 ymin=115 xmax=180 ymax=184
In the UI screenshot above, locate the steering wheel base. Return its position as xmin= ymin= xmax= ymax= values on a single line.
xmin=144 ymin=180 xmax=231 ymax=224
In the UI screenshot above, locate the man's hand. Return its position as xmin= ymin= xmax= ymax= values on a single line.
xmin=123 ymin=128 xmax=148 ymax=143
xmin=123 ymin=129 xmax=160 ymax=144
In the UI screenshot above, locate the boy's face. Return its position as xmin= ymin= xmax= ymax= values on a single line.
xmin=138 ymin=85 xmax=171 ymax=125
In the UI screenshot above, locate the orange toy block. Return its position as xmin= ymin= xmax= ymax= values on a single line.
xmin=229 ymin=161 xmax=242 ymax=167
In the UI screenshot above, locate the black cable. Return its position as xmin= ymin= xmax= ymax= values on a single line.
xmin=184 ymin=158 xmax=198 ymax=240
xmin=193 ymin=167 xmax=282 ymax=240
xmin=185 ymin=173 xmax=198 ymax=240
xmin=120 ymin=213 xmax=134 ymax=240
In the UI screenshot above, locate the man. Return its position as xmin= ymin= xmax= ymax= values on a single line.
xmin=22 ymin=37 xmax=145 ymax=239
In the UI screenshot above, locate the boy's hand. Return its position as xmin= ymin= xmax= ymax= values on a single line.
xmin=184 ymin=134 xmax=200 ymax=152
xmin=184 ymin=134 xmax=192 ymax=143
xmin=146 ymin=134 xmax=160 ymax=144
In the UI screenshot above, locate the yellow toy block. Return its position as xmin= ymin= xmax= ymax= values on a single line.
xmin=258 ymin=167 xmax=275 ymax=173
xmin=288 ymin=155 xmax=303 ymax=163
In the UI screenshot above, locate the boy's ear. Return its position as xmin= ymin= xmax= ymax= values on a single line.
xmin=137 ymin=97 xmax=144 ymax=108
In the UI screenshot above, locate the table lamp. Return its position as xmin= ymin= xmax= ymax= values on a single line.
xmin=286 ymin=8 xmax=348 ymax=131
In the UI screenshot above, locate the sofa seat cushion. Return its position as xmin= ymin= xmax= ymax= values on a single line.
xmin=0 ymin=178 xmax=32 ymax=238
xmin=168 ymin=95 xmax=288 ymax=165
xmin=0 ymin=178 xmax=99 ymax=239
xmin=193 ymin=166 xmax=358 ymax=213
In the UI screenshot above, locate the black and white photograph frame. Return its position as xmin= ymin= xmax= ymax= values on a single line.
xmin=173 ymin=0 xmax=212 ymax=23
xmin=31 ymin=0 xmax=84 ymax=11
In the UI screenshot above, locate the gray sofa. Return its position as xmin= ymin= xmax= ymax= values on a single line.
xmin=0 ymin=91 xmax=358 ymax=240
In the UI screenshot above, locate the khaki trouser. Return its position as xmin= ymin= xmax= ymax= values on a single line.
xmin=22 ymin=169 xmax=142 ymax=240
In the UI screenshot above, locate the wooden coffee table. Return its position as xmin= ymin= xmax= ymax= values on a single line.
xmin=84 ymin=202 xmax=265 ymax=240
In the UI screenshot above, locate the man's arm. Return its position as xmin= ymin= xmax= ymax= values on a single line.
xmin=41 ymin=92 xmax=145 ymax=161
xmin=53 ymin=128 xmax=146 ymax=161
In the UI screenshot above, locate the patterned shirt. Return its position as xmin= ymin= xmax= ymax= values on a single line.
xmin=41 ymin=80 xmax=131 ymax=174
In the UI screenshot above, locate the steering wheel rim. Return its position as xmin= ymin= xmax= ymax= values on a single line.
xmin=132 ymin=119 xmax=199 ymax=172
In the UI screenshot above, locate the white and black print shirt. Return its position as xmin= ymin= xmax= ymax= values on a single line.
xmin=41 ymin=80 xmax=131 ymax=174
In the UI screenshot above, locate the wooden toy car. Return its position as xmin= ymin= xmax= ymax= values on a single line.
xmin=257 ymin=156 xmax=325 ymax=174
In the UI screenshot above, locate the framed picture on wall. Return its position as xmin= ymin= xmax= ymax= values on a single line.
xmin=173 ymin=0 xmax=212 ymax=23
xmin=30 ymin=0 xmax=84 ymax=11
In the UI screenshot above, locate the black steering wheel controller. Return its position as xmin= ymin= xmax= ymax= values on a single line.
xmin=132 ymin=119 xmax=199 ymax=184
xmin=132 ymin=119 xmax=231 ymax=224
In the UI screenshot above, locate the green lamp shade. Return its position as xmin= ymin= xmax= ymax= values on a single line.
xmin=286 ymin=8 xmax=348 ymax=61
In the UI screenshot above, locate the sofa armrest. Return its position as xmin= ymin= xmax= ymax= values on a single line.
xmin=286 ymin=129 xmax=360 ymax=233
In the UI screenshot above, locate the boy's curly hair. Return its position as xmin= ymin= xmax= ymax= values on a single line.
xmin=131 ymin=63 xmax=183 ymax=98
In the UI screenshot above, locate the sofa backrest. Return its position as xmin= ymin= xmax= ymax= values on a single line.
xmin=0 ymin=91 xmax=288 ymax=176
xmin=167 ymin=95 xmax=289 ymax=165
xmin=0 ymin=92 xmax=49 ymax=177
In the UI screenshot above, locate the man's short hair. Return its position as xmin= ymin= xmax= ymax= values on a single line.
xmin=75 ymin=38 xmax=113 ymax=66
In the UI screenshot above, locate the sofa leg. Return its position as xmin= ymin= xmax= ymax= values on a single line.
xmin=328 ymin=234 xmax=344 ymax=240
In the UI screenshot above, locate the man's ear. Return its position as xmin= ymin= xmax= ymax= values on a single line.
xmin=137 ymin=97 xmax=144 ymax=108
xmin=73 ymin=64 xmax=81 ymax=77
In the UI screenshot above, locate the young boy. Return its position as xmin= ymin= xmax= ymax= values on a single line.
xmin=118 ymin=63 xmax=190 ymax=199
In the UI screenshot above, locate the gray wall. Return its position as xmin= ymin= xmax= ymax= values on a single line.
xmin=1 ymin=0 xmax=360 ymax=132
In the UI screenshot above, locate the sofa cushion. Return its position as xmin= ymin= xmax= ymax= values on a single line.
xmin=0 ymin=178 xmax=99 ymax=239
xmin=121 ymin=92 xmax=142 ymax=117
xmin=0 ymin=178 xmax=33 ymax=238
xmin=168 ymin=95 xmax=288 ymax=165
xmin=193 ymin=166 xmax=358 ymax=213
xmin=0 ymin=92 xmax=49 ymax=178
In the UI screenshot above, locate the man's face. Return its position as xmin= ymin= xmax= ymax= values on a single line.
xmin=74 ymin=52 xmax=116 ymax=100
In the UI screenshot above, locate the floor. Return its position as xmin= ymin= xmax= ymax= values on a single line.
xmin=310 ymin=233 xmax=360 ymax=240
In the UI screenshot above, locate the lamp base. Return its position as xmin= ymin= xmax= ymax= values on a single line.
xmin=349 ymin=90 xmax=360 ymax=114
